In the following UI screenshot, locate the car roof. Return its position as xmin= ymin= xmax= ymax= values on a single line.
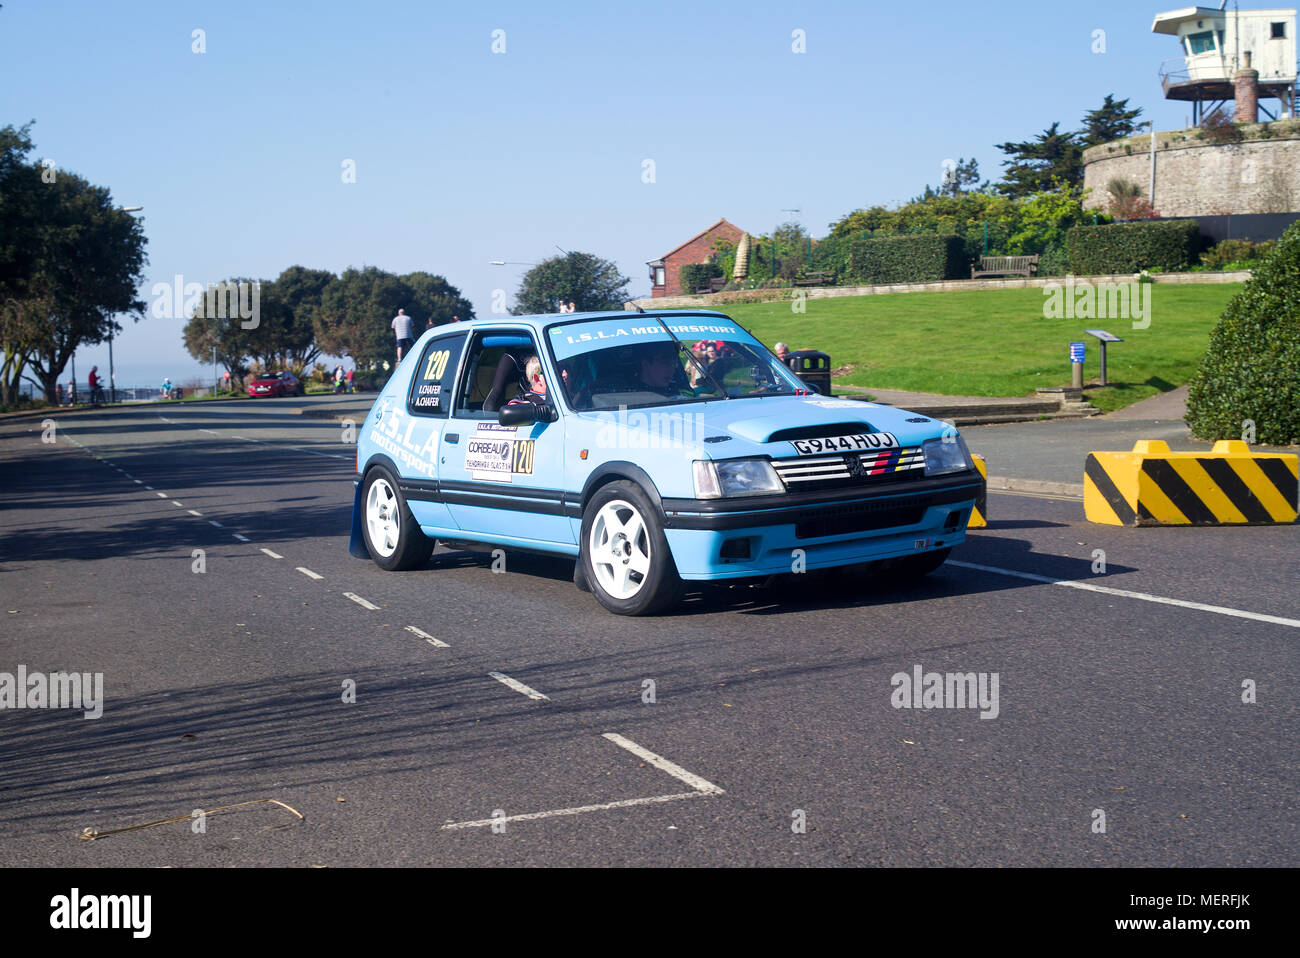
xmin=450 ymin=309 xmax=734 ymax=332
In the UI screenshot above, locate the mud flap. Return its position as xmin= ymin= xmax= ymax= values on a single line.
xmin=348 ymin=481 xmax=371 ymax=558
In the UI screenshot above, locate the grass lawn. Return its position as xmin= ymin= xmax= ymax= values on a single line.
xmin=696 ymin=284 xmax=1242 ymax=413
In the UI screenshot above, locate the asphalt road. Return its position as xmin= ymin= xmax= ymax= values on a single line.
xmin=1 ymin=396 xmax=1296 ymax=867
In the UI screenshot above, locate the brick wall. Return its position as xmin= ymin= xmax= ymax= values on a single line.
xmin=653 ymin=221 xmax=746 ymax=297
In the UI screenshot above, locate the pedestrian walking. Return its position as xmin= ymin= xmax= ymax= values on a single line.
xmin=391 ymin=308 xmax=414 ymax=362
xmin=345 ymin=368 xmax=355 ymax=394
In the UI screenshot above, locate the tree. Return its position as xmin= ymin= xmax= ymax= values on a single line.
xmin=256 ymin=266 xmax=335 ymax=371
xmin=1080 ymin=95 xmax=1145 ymax=147
xmin=313 ymin=267 xmax=473 ymax=367
xmin=1185 ymin=220 xmax=1300 ymax=444
xmin=995 ymin=122 xmax=1084 ymax=198
xmin=0 ymin=124 xmax=148 ymax=402
xmin=511 ymin=252 xmax=630 ymax=315
xmin=1104 ymin=178 xmax=1157 ymax=220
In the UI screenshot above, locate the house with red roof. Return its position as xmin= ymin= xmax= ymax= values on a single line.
xmin=646 ymin=218 xmax=746 ymax=297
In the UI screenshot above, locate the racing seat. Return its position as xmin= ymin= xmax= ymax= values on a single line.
xmin=483 ymin=352 xmax=526 ymax=412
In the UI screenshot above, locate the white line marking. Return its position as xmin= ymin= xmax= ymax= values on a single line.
xmin=488 ymin=671 xmax=550 ymax=701
xmin=948 ymin=560 xmax=1300 ymax=630
xmin=232 ymin=533 xmax=250 ymax=543
xmin=172 ymin=500 xmax=184 ymax=507
xmin=601 ymin=733 xmax=724 ymax=794
xmin=144 ymin=485 xmax=153 ymax=490
xmin=188 ymin=509 xmax=203 ymax=517
xmin=209 ymin=520 xmax=223 ymax=528
xmin=155 ymin=491 xmax=168 ymax=498
xmin=296 ymin=567 xmax=323 ymax=580
xmin=441 ymin=792 xmax=713 ymax=830
xmin=199 ymin=429 xmax=219 ymax=435
xmin=343 ymin=592 xmax=380 ymax=610
xmin=159 ymin=416 xmax=173 ymax=423
xmin=260 ymin=548 xmax=283 ymax=559
xmin=404 ymin=625 xmax=449 ymax=648
xmin=133 ymin=479 xmax=142 ymax=484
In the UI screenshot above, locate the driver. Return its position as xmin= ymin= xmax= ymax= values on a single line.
xmin=632 ymin=343 xmax=691 ymax=397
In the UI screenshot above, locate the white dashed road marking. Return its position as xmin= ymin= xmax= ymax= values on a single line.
xmin=601 ymin=734 xmax=725 ymax=794
xmin=441 ymin=734 xmax=723 ymax=831
xmin=296 ymin=567 xmax=323 ymax=580
xmin=260 ymin=548 xmax=283 ymax=559
xmin=155 ymin=491 xmax=168 ymax=498
xmin=488 ymin=672 xmax=550 ymax=702
xmin=948 ymin=560 xmax=1300 ymax=630
xmin=343 ymin=592 xmax=380 ymax=610
xmin=232 ymin=534 xmax=250 ymax=543
xmin=188 ymin=509 xmax=203 ymax=517
xmin=404 ymin=625 xmax=449 ymax=648
xmin=209 ymin=521 xmax=223 ymax=528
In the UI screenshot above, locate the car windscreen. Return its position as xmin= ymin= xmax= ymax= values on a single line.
xmin=544 ymin=315 xmax=804 ymax=411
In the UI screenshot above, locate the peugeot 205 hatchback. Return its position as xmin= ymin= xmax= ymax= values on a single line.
xmin=349 ymin=310 xmax=984 ymax=615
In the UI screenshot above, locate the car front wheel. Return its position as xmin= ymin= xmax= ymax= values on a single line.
xmin=363 ymin=466 xmax=434 ymax=571
xmin=579 ymin=481 xmax=683 ymax=616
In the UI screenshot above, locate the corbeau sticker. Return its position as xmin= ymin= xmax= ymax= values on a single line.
xmin=465 ymin=424 xmax=534 ymax=482
xmin=792 ymin=432 xmax=899 ymax=455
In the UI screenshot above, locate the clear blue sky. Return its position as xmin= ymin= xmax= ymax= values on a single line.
xmin=1 ymin=0 xmax=1200 ymax=386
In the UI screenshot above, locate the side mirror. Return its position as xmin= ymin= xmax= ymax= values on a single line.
xmin=497 ymin=404 xmax=537 ymax=427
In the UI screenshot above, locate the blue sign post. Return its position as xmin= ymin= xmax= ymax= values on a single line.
xmin=1069 ymin=341 xmax=1086 ymax=389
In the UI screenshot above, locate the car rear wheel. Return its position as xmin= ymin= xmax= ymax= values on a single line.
xmin=579 ymin=481 xmax=683 ymax=616
xmin=363 ymin=466 xmax=434 ymax=571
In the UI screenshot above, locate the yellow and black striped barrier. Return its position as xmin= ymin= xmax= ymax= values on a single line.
xmin=969 ymin=454 xmax=987 ymax=528
xmin=1085 ymin=440 xmax=1298 ymax=527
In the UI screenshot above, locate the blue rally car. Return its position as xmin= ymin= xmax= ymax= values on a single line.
xmin=350 ymin=310 xmax=984 ymax=615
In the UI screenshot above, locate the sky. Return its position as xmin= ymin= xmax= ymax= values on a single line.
xmin=1 ymin=0 xmax=1213 ymax=388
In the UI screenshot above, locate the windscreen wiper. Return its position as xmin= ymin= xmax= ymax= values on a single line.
xmin=651 ymin=314 xmax=730 ymax=399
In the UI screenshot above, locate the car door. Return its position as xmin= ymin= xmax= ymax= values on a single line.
xmin=438 ymin=328 xmax=574 ymax=548
xmin=392 ymin=330 xmax=467 ymax=534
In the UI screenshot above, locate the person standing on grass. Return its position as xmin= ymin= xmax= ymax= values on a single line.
xmin=391 ymin=308 xmax=414 ymax=362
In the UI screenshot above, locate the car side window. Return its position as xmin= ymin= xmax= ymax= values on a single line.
xmin=407 ymin=332 xmax=467 ymax=417
xmin=453 ymin=331 xmax=539 ymax=419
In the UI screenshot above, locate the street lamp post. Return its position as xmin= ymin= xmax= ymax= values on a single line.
xmin=113 ymin=206 xmax=144 ymax=404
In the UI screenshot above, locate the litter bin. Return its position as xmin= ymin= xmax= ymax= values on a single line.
xmin=170 ymin=387 xmax=183 ymax=400
xmin=786 ymin=350 xmax=831 ymax=396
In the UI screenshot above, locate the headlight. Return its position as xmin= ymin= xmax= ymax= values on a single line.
xmin=693 ymin=459 xmax=785 ymax=498
xmin=923 ymin=434 xmax=973 ymax=476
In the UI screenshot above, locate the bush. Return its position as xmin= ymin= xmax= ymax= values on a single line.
xmin=678 ymin=262 xmax=721 ymax=293
xmin=845 ymin=234 xmax=966 ymax=285
xmin=1199 ymin=238 xmax=1276 ymax=270
xmin=1066 ymin=219 xmax=1200 ymax=273
xmin=1185 ymin=221 xmax=1300 ymax=443
xmin=1201 ymin=111 xmax=1244 ymax=144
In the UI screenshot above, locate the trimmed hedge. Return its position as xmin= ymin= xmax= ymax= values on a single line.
xmin=1185 ymin=220 xmax=1300 ymax=444
xmin=845 ymin=234 xmax=966 ymax=285
xmin=678 ymin=262 xmax=721 ymax=293
xmin=1066 ymin=219 xmax=1200 ymax=274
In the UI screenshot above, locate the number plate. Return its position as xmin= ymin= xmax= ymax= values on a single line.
xmin=791 ymin=433 xmax=899 ymax=455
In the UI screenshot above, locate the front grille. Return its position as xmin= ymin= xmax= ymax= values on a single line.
xmin=772 ymin=447 xmax=926 ymax=490
xmin=796 ymin=505 xmax=924 ymax=539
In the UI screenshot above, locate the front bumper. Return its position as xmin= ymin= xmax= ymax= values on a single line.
xmin=659 ymin=470 xmax=983 ymax=579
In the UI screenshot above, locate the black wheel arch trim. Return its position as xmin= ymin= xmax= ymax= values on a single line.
xmin=579 ymin=462 xmax=666 ymax=514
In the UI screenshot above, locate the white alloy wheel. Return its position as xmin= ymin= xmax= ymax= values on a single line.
xmin=587 ymin=498 xmax=652 ymax=600
xmin=366 ymin=477 xmax=401 ymax=558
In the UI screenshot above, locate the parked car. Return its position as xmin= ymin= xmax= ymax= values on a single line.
xmin=248 ymin=371 xmax=302 ymax=398
xmin=349 ymin=310 xmax=984 ymax=615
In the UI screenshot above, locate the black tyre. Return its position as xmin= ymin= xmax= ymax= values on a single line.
xmin=362 ymin=466 xmax=434 ymax=571
xmin=579 ymin=481 xmax=684 ymax=616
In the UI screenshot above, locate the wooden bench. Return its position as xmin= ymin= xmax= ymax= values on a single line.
xmin=971 ymin=255 xmax=1039 ymax=279
xmin=794 ymin=270 xmax=835 ymax=287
